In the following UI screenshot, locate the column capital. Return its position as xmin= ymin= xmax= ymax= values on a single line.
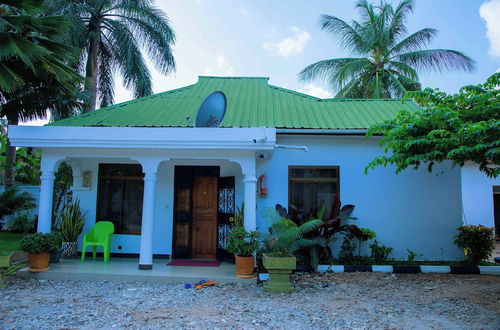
xmin=144 ymin=172 xmax=158 ymax=182
xmin=40 ymin=172 xmax=55 ymax=181
xmin=243 ymin=175 xmax=257 ymax=183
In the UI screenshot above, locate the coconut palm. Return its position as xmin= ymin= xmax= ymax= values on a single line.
xmin=47 ymin=0 xmax=176 ymax=111
xmin=0 ymin=0 xmax=83 ymax=187
xmin=299 ymin=0 xmax=475 ymax=98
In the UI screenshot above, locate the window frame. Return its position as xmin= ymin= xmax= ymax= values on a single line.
xmin=288 ymin=165 xmax=340 ymax=217
xmin=96 ymin=164 xmax=144 ymax=235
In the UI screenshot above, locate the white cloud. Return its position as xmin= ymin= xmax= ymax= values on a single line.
xmin=262 ymin=27 xmax=311 ymax=57
xmin=298 ymin=84 xmax=332 ymax=99
xmin=480 ymin=0 xmax=500 ymax=57
xmin=203 ymin=55 xmax=235 ymax=76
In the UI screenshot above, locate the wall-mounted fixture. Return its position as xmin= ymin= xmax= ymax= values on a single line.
xmin=82 ymin=171 xmax=92 ymax=188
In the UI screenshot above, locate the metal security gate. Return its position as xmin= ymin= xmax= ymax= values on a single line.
xmin=217 ymin=176 xmax=235 ymax=262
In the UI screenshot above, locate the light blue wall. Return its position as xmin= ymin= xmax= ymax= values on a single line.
xmin=74 ymin=135 xmax=463 ymax=260
xmin=257 ymin=135 xmax=463 ymax=260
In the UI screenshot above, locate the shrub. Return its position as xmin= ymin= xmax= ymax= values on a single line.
xmin=454 ymin=225 xmax=495 ymax=264
xmin=21 ymin=233 xmax=59 ymax=254
xmin=227 ymin=227 xmax=260 ymax=257
xmin=59 ymin=199 xmax=86 ymax=242
xmin=369 ymin=240 xmax=393 ymax=262
xmin=4 ymin=212 xmax=35 ymax=233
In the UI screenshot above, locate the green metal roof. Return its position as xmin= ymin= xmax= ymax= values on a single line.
xmin=50 ymin=76 xmax=420 ymax=129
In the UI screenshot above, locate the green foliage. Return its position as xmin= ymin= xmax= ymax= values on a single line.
xmin=369 ymin=240 xmax=393 ymax=262
xmin=0 ymin=187 xmax=35 ymax=220
xmin=264 ymin=208 xmax=324 ymax=257
xmin=299 ymin=0 xmax=474 ymax=98
xmin=233 ymin=203 xmax=244 ymax=228
xmin=20 ymin=232 xmax=59 ymax=254
xmin=3 ymin=212 xmax=35 ymax=234
xmin=366 ymin=73 xmax=500 ymax=178
xmin=59 ymin=199 xmax=86 ymax=242
xmin=5 ymin=261 xmax=27 ymax=276
xmin=0 ymin=132 xmax=41 ymax=186
xmin=46 ymin=0 xmax=176 ymax=110
xmin=226 ymin=227 xmax=260 ymax=257
xmin=52 ymin=162 xmax=73 ymax=226
xmin=406 ymin=249 xmax=422 ymax=263
xmin=454 ymin=225 xmax=495 ymax=265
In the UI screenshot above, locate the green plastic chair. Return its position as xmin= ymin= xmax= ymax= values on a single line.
xmin=81 ymin=221 xmax=114 ymax=262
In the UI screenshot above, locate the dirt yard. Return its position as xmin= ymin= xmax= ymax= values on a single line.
xmin=1 ymin=272 xmax=499 ymax=329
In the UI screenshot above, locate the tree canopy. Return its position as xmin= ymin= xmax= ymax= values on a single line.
xmin=365 ymin=73 xmax=500 ymax=178
xmin=298 ymin=0 xmax=475 ymax=98
xmin=46 ymin=0 xmax=176 ymax=111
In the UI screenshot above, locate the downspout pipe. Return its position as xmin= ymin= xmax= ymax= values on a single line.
xmin=275 ymin=144 xmax=308 ymax=152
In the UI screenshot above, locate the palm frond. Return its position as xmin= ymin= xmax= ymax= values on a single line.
xmin=389 ymin=28 xmax=437 ymax=55
xmin=319 ymin=14 xmax=368 ymax=55
xmin=396 ymin=49 xmax=476 ymax=73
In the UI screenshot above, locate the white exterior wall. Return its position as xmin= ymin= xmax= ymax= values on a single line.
xmin=256 ymin=135 xmax=464 ymax=260
xmin=461 ymin=163 xmax=499 ymax=228
xmin=73 ymin=158 xmax=243 ymax=256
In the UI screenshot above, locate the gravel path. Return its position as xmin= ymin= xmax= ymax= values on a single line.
xmin=1 ymin=273 xmax=499 ymax=329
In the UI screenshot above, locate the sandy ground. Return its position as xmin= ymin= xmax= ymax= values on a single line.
xmin=1 ymin=272 xmax=499 ymax=329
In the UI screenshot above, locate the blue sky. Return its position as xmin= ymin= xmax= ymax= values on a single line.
xmin=112 ymin=0 xmax=500 ymax=103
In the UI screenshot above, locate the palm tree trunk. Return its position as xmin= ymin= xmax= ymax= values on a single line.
xmin=4 ymin=117 xmax=18 ymax=188
xmin=83 ymin=35 xmax=100 ymax=113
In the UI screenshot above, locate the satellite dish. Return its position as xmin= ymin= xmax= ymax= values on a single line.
xmin=195 ymin=91 xmax=226 ymax=127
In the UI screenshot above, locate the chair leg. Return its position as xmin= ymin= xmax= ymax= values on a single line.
xmin=81 ymin=243 xmax=87 ymax=262
xmin=92 ymin=246 xmax=96 ymax=260
xmin=104 ymin=243 xmax=109 ymax=262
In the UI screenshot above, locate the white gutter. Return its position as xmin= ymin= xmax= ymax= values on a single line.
xmin=276 ymin=128 xmax=367 ymax=135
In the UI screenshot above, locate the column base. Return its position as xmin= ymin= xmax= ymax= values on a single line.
xmin=138 ymin=264 xmax=153 ymax=270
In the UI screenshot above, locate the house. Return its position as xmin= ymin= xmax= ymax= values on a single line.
xmin=8 ymin=76 xmax=468 ymax=269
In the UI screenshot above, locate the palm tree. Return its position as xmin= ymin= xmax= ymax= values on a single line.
xmin=47 ymin=0 xmax=176 ymax=112
xmin=0 ymin=0 xmax=83 ymax=187
xmin=299 ymin=0 xmax=475 ymax=98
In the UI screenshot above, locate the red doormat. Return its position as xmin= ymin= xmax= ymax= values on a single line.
xmin=167 ymin=259 xmax=221 ymax=267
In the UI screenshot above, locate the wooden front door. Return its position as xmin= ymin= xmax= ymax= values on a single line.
xmin=190 ymin=176 xmax=218 ymax=259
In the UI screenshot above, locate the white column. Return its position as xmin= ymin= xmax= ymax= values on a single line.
xmin=37 ymin=171 xmax=55 ymax=233
xmin=243 ymin=174 xmax=257 ymax=231
xmin=138 ymin=171 xmax=158 ymax=270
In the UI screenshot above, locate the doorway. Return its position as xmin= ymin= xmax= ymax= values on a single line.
xmin=190 ymin=176 xmax=218 ymax=259
xmin=172 ymin=166 xmax=235 ymax=260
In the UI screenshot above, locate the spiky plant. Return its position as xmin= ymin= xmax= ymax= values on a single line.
xmin=60 ymin=199 xmax=86 ymax=242
xmin=299 ymin=0 xmax=475 ymax=98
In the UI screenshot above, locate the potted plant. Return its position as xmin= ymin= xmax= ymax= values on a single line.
xmin=262 ymin=212 xmax=323 ymax=292
xmin=227 ymin=227 xmax=260 ymax=278
xmin=21 ymin=232 xmax=59 ymax=272
xmin=49 ymin=231 xmax=64 ymax=263
xmin=60 ymin=199 xmax=86 ymax=258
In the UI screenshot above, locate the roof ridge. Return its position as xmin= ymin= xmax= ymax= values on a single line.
xmin=198 ymin=76 xmax=269 ymax=80
xmin=268 ymin=84 xmax=320 ymax=100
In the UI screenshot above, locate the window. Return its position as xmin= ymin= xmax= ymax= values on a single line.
xmin=288 ymin=166 xmax=339 ymax=220
xmin=96 ymin=164 xmax=144 ymax=235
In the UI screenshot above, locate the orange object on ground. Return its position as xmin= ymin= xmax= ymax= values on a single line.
xmin=195 ymin=284 xmax=203 ymax=290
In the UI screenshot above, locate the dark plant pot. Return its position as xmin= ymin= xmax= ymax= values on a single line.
xmin=50 ymin=248 xmax=63 ymax=263
xmin=262 ymin=254 xmax=296 ymax=293
xmin=235 ymin=255 xmax=255 ymax=278
xmin=62 ymin=242 xmax=78 ymax=259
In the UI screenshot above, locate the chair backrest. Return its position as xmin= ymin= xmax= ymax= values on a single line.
xmin=90 ymin=221 xmax=115 ymax=241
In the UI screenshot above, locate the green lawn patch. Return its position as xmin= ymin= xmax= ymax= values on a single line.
xmin=0 ymin=232 xmax=23 ymax=253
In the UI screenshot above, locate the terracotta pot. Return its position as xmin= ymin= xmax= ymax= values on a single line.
xmin=28 ymin=253 xmax=50 ymax=272
xmin=235 ymin=255 xmax=255 ymax=278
